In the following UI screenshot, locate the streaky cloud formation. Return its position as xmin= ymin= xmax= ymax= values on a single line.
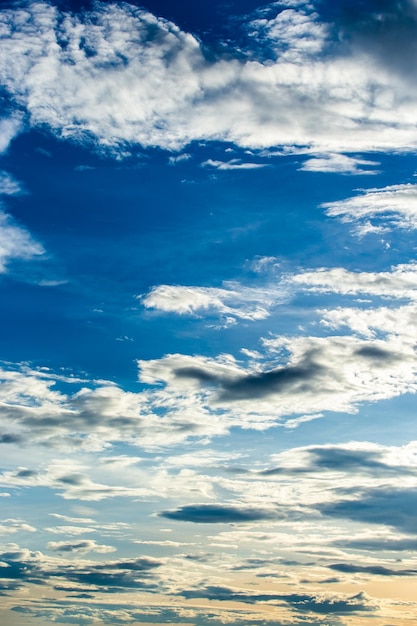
xmin=322 ymin=184 xmax=417 ymax=234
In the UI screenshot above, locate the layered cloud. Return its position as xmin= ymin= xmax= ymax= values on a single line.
xmin=1 ymin=1 xmax=417 ymax=155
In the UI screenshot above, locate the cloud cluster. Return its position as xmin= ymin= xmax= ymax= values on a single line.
xmin=1 ymin=1 xmax=417 ymax=154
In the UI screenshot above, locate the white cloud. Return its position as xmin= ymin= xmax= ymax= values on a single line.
xmin=201 ymin=159 xmax=268 ymax=170
xmin=248 ymin=7 xmax=329 ymax=63
xmin=0 ymin=519 xmax=36 ymax=534
xmin=322 ymin=184 xmax=417 ymax=234
xmin=299 ymin=153 xmax=379 ymax=174
xmin=141 ymin=282 xmax=287 ymax=322
xmin=1 ymin=2 xmax=417 ymax=155
xmin=47 ymin=539 xmax=116 ymax=553
xmin=290 ymin=262 xmax=417 ymax=299
xmin=168 ymin=153 xmax=191 ymax=165
xmin=0 ymin=209 xmax=44 ymax=272
xmin=45 ymin=525 xmax=97 ymax=535
xmin=0 ymin=114 xmax=23 ymax=154
xmin=0 ymin=171 xmax=25 ymax=195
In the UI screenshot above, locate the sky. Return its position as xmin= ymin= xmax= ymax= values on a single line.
xmin=0 ymin=0 xmax=417 ymax=624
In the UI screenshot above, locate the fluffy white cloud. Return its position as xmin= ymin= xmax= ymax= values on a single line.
xmin=322 ymin=184 xmax=417 ymax=233
xmin=0 ymin=2 xmax=417 ymax=154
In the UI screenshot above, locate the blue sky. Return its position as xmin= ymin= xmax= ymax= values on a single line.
xmin=0 ymin=1 xmax=417 ymax=624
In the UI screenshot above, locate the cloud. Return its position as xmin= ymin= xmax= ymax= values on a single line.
xmin=329 ymin=0 xmax=417 ymax=77
xmin=0 ymin=171 xmax=25 ymax=196
xmin=141 ymin=282 xmax=287 ymax=323
xmin=45 ymin=526 xmax=97 ymax=536
xmin=329 ymin=562 xmax=417 ymax=577
xmin=181 ymin=585 xmax=377 ymax=615
xmin=0 ymin=519 xmax=36 ymax=534
xmin=1 ymin=2 xmax=417 ymax=155
xmin=168 ymin=153 xmax=191 ymax=165
xmin=321 ymin=487 xmax=417 ymax=534
xmin=322 ymin=184 xmax=417 ymax=234
xmin=47 ymin=540 xmax=116 ymax=554
xmin=0 ymin=547 xmax=163 ymax=596
xmin=140 ymin=326 xmax=417 ymax=420
xmin=263 ymin=441 xmax=417 ymax=477
xmin=246 ymin=6 xmax=329 ymax=63
xmin=159 ymin=504 xmax=279 ymax=523
xmin=299 ymin=153 xmax=379 ymax=174
xmin=0 ymin=210 xmax=44 ymax=272
xmin=0 ymin=114 xmax=23 ymax=154
xmin=201 ymin=159 xmax=268 ymax=170
xmin=290 ymin=262 xmax=417 ymax=299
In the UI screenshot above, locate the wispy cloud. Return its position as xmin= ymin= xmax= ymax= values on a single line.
xmin=201 ymin=159 xmax=268 ymax=170
xmin=322 ymin=184 xmax=417 ymax=234
xmin=0 ymin=210 xmax=44 ymax=272
xmin=141 ymin=282 xmax=287 ymax=323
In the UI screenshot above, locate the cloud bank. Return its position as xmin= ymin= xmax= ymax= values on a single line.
xmin=1 ymin=1 xmax=417 ymax=154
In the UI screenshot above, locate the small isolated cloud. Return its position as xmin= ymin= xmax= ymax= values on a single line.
xmin=47 ymin=539 xmax=116 ymax=554
xmin=45 ymin=526 xmax=97 ymax=536
xmin=0 ymin=171 xmax=25 ymax=195
xmin=322 ymin=184 xmax=417 ymax=234
xmin=159 ymin=504 xmax=278 ymax=524
xmin=168 ymin=153 xmax=191 ymax=165
xmin=201 ymin=159 xmax=268 ymax=170
xmin=0 ymin=210 xmax=44 ymax=272
xmin=300 ymin=153 xmax=379 ymax=174
xmin=74 ymin=165 xmax=95 ymax=171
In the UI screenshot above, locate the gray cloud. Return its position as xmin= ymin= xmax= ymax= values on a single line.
xmin=174 ymin=358 xmax=324 ymax=402
xmin=181 ymin=585 xmax=377 ymax=615
xmin=159 ymin=504 xmax=279 ymax=523
xmin=339 ymin=537 xmax=417 ymax=552
xmin=329 ymin=562 xmax=417 ymax=577
xmin=321 ymin=487 xmax=417 ymax=534
xmin=328 ymin=0 xmax=417 ymax=76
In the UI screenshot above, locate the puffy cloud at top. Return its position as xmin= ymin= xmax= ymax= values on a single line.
xmin=0 ymin=1 xmax=416 ymax=154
